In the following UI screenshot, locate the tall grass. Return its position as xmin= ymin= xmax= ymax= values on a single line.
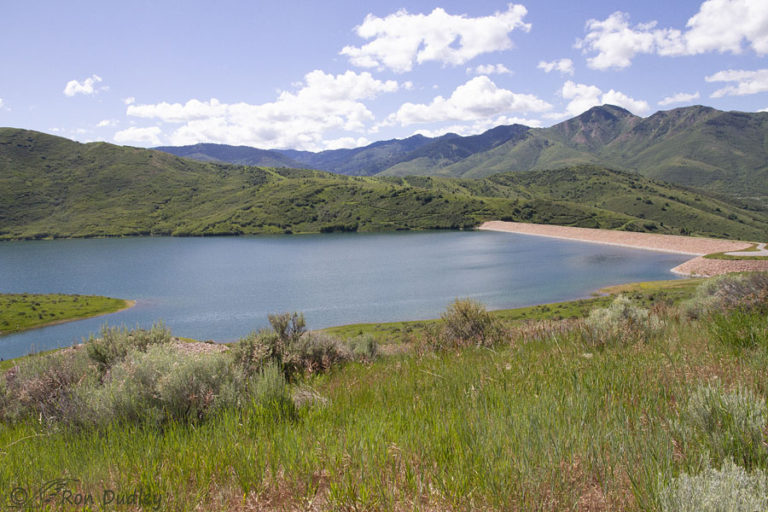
xmin=1 ymin=286 xmax=767 ymax=510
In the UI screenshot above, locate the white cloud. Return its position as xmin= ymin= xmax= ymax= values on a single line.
xmin=578 ymin=1 xmax=768 ymax=70
xmin=559 ymin=80 xmax=649 ymax=116
xmin=97 ymin=119 xmax=119 ymax=127
xmin=658 ymin=91 xmax=701 ymax=106
xmin=386 ymin=76 xmax=551 ymax=127
xmin=125 ymin=70 xmax=399 ymax=150
xmin=323 ymin=136 xmax=371 ymax=150
xmin=706 ymin=68 xmax=768 ymax=97
xmin=113 ymin=126 xmax=163 ymax=146
xmin=601 ymin=89 xmax=651 ymax=114
xmin=412 ymin=115 xmax=542 ymax=138
xmin=63 ymin=74 xmax=103 ymax=96
xmin=537 ymin=58 xmax=575 ymax=75
xmin=341 ymin=5 xmax=530 ymax=73
xmin=683 ymin=0 xmax=768 ymax=55
xmin=123 ymin=97 xmax=136 ymax=105
xmin=468 ymin=64 xmax=512 ymax=75
xmin=0 ymin=98 xmax=4 ymax=109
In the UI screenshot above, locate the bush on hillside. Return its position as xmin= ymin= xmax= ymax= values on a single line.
xmin=671 ymin=383 xmax=767 ymax=469
xmin=86 ymin=322 xmax=171 ymax=376
xmin=83 ymin=344 xmax=235 ymax=426
xmin=0 ymin=347 xmax=96 ymax=424
xmin=580 ymin=295 xmax=662 ymax=348
xmin=231 ymin=313 xmax=378 ymax=381
xmin=659 ymin=459 xmax=768 ymax=512
xmin=1 ymin=313 xmax=372 ymax=427
xmin=685 ymin=272 xmax=768 ymax=318
xmin=431 ymin=298 xmax=504 ymax=349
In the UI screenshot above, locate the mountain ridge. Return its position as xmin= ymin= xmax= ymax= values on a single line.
xmin=2 ymin=127 xmax=767 ymax=241
xmin=154 ymin=105 xmax=768 ymax=200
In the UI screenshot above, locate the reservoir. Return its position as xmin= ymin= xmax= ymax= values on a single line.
xmin=0 ymin=230 xmax=689 ymax=359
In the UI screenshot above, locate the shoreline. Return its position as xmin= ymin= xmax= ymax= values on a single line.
xmin=479 ymin=221 xmax=768 ymax=277
xmin=0 ymin=299 xmax=136 ymax=338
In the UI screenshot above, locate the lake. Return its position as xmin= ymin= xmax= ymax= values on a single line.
xmin=0 ymin=231 xmax=690 ymax=359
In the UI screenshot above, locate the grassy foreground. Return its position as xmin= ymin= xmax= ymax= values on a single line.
xmin=0 ymin=293 xmax=130 ymax=335
xmin=1 ymin=275 xmax=767 ymax=511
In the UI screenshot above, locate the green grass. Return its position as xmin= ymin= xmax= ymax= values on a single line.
xmin=0 ymin=293 xmax=129 ymax=335
xmin=2 ymin=301 xmax=766 ymax=510
xmin=1 ymin=276 xmax=766 ymax=510
xmin=323 ymin=278 xmax=701 ymax=344
xmin=704 ymin=244 xmax=768 ymax=260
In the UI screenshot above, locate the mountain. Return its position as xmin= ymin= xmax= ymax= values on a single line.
xmin=154 ymin=105 xmax=768 ymax=201
xmin=154 ymin=143 xmax=301 ymax=168
xmin=391 ymin=105 xmax=768 ymax=200
xmin=1 ymin=128 xmax=767 ymax=241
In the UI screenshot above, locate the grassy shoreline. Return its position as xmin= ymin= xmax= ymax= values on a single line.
xmin=0 ymin=279 xmax=697 ymax=368
xmin=0 ymin=294 xmax=133 ymax=337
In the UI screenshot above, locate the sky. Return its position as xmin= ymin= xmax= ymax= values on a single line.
xmin=1 ymin=0 xmax=767 ymax=151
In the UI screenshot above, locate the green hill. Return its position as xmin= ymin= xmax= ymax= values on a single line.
xmin=1 ymin=128 xmax=766 ymax=241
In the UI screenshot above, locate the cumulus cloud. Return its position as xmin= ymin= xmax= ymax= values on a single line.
xmin=658 ymin=91 xmax=701 ymax=106
xmin=0 ymin=98 xmax=4 ymax=109
xmin=577 ymin=1 xmax=768 ymax=70
xmin=341 ymin=5 xmax=530 ymax=73
xmin=385 ymin=76 xmax=551 ymax=127
xmin=537 ymin=58 xmax=575 ymax=75
xmin=125 ymin=70 xmax=399 ymax=150
xmin=63 ymin=74 xmax=103 ymax=96
xmin=113 ymin=126 xmax=163 ymax=146
xmin=97 ymin=119 xmax=119 ymax=127
xmin=468 ymin=64 xmax=512 ymax=75
xmin=559 ymin=80 xmax=649 ymax=116
xmin=123 ymin=97 xmax=136 ymax=105
xmin=323 ymin=136 xmax=371 ymax=150
xmin=706 ymin=68 xmax=768 ymax=97
xmin=411 ymin=115 xmax=542 ymax=138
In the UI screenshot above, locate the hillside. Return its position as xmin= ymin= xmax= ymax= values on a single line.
xmin=154 ymin=105 xmax=768 ymax=201
xmin=1 ymin=128 xmax=767 ymax=241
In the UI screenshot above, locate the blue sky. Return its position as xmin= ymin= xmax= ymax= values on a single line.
xmin=1 ymin=0 xmax=767 ymax=150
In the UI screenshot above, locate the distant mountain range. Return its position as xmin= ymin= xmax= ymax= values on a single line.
xmin=2 ymin=127 xmax=767 ymax=241
xmin=156 ymin=105 xmax=768 ymax=199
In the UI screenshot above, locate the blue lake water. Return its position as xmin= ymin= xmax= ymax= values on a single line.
xmin=0 ymin=231 xmax=690 ymax=359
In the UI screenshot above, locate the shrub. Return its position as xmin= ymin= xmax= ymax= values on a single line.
xmin=230 ymin=329 xmax=282 ymax=378
xmin=284 ymin=332 xmax=352 ymax=376
xmin=83 ymin=345 xmax=236 ymax=426
xmin=685 ymin=272 xmax=768 ymax=318
xmin=232 ymin=313 xmax=373 ymax=380
xmin=268 ymin=312 xmax=306 ymax=346
xmin=0 ymin=347 xmax=96 ymax=424
xmin=436 ymin=298 xmax=504 ymax=349
xmin=250 ymin=362 xmax=293 ymax=409
xmin=659 ymin=459 xmax=768 ymax=512
xmin=672 ymin=383 xmax=767 ymax=469
xmin=580 ymin=295 xmax=662 ymax=348
xmin=346 ymin=334 xmax=378 ymax=362
xmin=86 ymin=322 xmax=171 ymax=376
